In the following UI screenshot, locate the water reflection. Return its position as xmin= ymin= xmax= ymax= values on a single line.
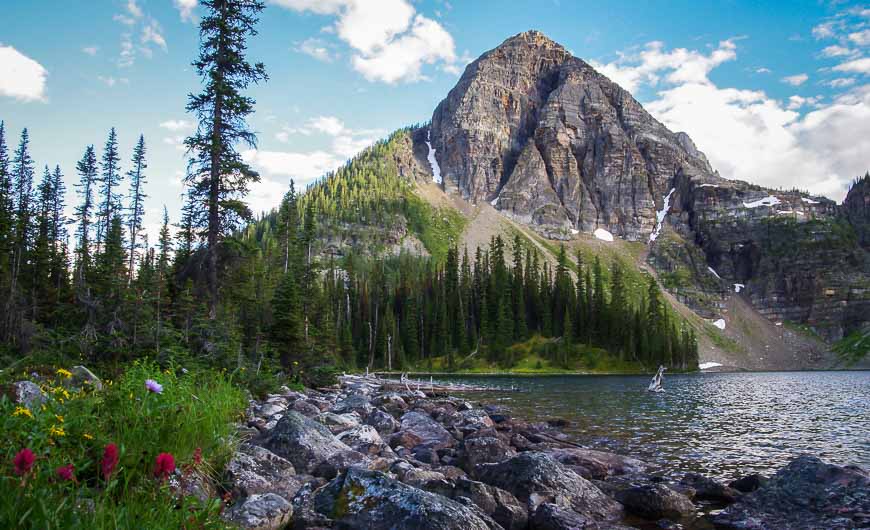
xmin=441 ymin=371 xmax=870 ymax=480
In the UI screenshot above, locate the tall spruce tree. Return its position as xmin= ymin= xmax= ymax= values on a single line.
xmin=0 ymin=122 xmax=11 ymax=279
xmin=97 ymin=128 xmax=122 ymax=251
xmin=184 ymin=0 xmax=268 ymax=318
xmin=126 ymin=134 xmax=148 ymax=281
xmin=74 ymin=146 xmax=98 ymax=286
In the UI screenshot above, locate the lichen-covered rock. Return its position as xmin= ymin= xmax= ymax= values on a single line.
xmin=545 ymin=448 xmax=646 ymax=480
xmin=224 ymin=493 xmax=293 ymax=530
xmin=315 ymin=411 xmax=362 ymax=434
xmin=331 ymin=394 xmax=374 ymax=418
xmin=712 ymin=456 xmax=870 ymax=529
xmin=12 ymin=381 xmax=45 ymax=408
xmin=464 ymin=436 xmax=516 ymax=473
xmin=337 ymin=425 xmax=393 ymax=457
xmin=398 ymin=411 xmax=456 ymax=450
xmin=312 ymin=449 xmax=369 ymax=480
xmin=224 ymin=444 xmax=304 ymax=501
xmin=291 ymin=400 xmax=322 ymax=417
xmin=366 ymin=408 xmax=400 ymax=436
xmin=451 ymin=478 xmax=528 ymax=530
xmin=476 ymin=452 xmax=621 ymax=522
xmin=728 ymin=473 xmax=768 ymax=493
xmin=615 ymin=484 xmax=695 ymax=521
xmin=263 ymin=411 xmax=352 ymax=474
xmin=69 ymin=365 xmax=103 ymax=391
xmin=313 ymin=468 xmax=499 ymax=529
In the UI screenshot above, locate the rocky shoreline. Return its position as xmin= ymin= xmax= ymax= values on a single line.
xmin=222 ymin=376 xmax=869 ymax=530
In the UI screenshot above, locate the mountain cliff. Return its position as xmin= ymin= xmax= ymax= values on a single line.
xmin=304 ymin=30 xmax=868 ymax=367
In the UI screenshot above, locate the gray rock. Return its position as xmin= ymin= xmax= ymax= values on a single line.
xmin=70 ymin=365 xmax=103 ymax=391
xmin=337 ymin=425 xmax=393 ymax=457
xmin=366 ymin=408 xmax=400 ymax=436
xmin=225 ymin=444 xmax=304 ymax=501
xmin=464 ymin=436 xmax=516 ymax=473
xmin=399 ymin=411 xmax=456 ymax=450
xmin=314 ymin=467 xmax=499 ymax=529
xmin=728 ymin=473 xmax=768 ymax=493
xmin=13 ymin=381 xmax=45 ymax=408
xmin=312 ymin=449 xmax=370 ymax=480
xmin=615 ymin=484 xmax=695 ymax=521
xmin=546 ymin=448 xmax=646 ymax=480
xmin=263 ymin=411 xmax=353 ymax=474
xmin=315 ymin=411 xmax=362 ymax=434
xmin=680 ymin=472 xmax=739 ymax=503
xmin=331 ymin=394 xmax=374 ymax=418
xmin=713 ymin=456 xmax=870 ymax=529
xmin=476 ymin=452 xmax=621 ymax=522
xmin=453 ymin=478 xmax=528 ymax=530
xmin=291 ymin=400 xmax=321 ymax=417
xmin=224 ymin=493 xmax=293 ymax=530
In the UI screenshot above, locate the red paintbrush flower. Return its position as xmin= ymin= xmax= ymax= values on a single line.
xmin=13 ymin=448 xmax=35 ymax=476
xmin=101 ymin=443 xmax=119 ymax=480
xmin=192 ymin=447 xmax=202 ymax=466
xmin=153 ymin=452 xmax=175 ymax=480
xmin=55 ymin=463 xmax=75 ymax=482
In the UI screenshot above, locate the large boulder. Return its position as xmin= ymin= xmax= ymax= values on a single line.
xmin=12 ymin=381 xmax=45 ymax=408
xmin=224 ymin=444 xmax=305 ymax=501
xmin=680 ymin=472 xmax=739 ymax=503
xmin=263 ymin=411 xmax=353 ymax=474
xmin=331 ymin=394 xmax=374 ymax=418
xmin=713 ymin=456 xmax=870 ymax=529
xmin=313 ymin=467 xmax=499 ymax=529
xmin=464 ymin=436 xmax=516 ymax=473
xmin=337 ymin=425 xmax=394 ymax=457
xmin=398 ymin=411 xmax=456 ymax=450
xmin=615 ymin=484 xmax=695 ymax=521
xmin=530 ymin=502 xmax=633 ymax=530
xmin=453 ymin=478 xmax=528 ymax=530
xmin=476 ymin=452 xmax=621 ymax=522
xmin=69 ymin=365 xmax=103 ymax=391
xmin=545 ymin=448 xmax=646 ymax=480
xmin=223 ymin=493 xmax=293 ymax=530
xmin=315 ymin=411 xmax=362 ymax=434
xmin=366 ymin=408 xmax=400 ymax=436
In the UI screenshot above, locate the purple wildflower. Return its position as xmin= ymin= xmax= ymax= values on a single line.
xmin=145 ymin=379 xmax=163 ymax=394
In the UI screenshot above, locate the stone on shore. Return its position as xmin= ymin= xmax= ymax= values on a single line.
xmin=398 ymin=411 xmax=456 ymax=450
xmin=313 ymin=467 xmax=500 ymax=529
xmin=713 ymin=456 xmax=870 ymax=529
xmin=224 ymin=444 xmax=304 ymax=501
xmin=223 ymin=493 xmax=293 ymax=530
xmin=476 ymin=452 xmax=622 ymax=522
xmin=615 ymin=483 xmax=695 ymax=521
xmin=263 ymin=410 xmax=353 ymax=474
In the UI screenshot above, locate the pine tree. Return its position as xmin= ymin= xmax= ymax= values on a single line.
xmin=0 ymin=121 xmax=11 ymax=280
xmin=97 ymin=128 xmax=122 ymax=250
xmin=126 ymin=134 xmax=147 ymax=281
xmin=7 ymin=128 xmax=35 ymax=327
xmin=74 ymin=146 xmax=98 ymax=287
xmin=184 ymin=0 xmax=268 ymax=318
xmin=155 ymin=207 xmax=172 ymax=350
xmin=512 ymin=235 xmax=528 ymax=341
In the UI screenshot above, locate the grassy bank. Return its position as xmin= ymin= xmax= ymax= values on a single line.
xmin=0 ymin=360 xmax=247 ymax=529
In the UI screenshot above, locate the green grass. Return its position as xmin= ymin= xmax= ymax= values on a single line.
xmin=834 ymin=328 xmax=870 ymax=366
xmin=403 ymin=192 xmax=467 ymax=262
xmin=407 ymin=335 xmax=648 ymax=374
xmin=0 ymin=360 xmax=247 ymax=529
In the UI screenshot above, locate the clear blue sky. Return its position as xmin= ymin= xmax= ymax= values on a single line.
xmin=1 ymin=0 xmax=868 ymax=239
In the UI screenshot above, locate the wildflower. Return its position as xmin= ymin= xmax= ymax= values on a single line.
xmin=101 ymin=443 xmax=119 ymax=480
xmin=13 ymin=448 xmax=35 ymax=476
xmin=83 ymin=433 xmax=94 ymax=440
xmin=145 ymin=379 xmax=163 ymax=394
xmin=56 ymin=368 xmax=73 ymax=379
xmin=12 ymin=406 xmax=33 ymax=419
xmin=55 ymin=463 xmax=75 ymax=482
xmin=49 ymin=425 xmax=66 ymax=437
xmin=192 ymin=447 xmax=202 ymax=466
xmin=55 ymin=414 xmax=64 ymax=423
xmin=153 ymin=453 xmax=175 ymax=480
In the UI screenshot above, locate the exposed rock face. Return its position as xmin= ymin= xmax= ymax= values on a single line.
xmin=475 ymin=452 xmax=622 ymax=522
xmin=431 ymin=30 xmax=714 ymax=241
xmin=263 ymin=411 xmax=354 ymax=474
xmin=712 ymin=455 xmax=870 ymax=529
xmin=313 ymin=468 xmax=499 ymax=530
xmin=425 ymin=29 xmax=870 ymax=345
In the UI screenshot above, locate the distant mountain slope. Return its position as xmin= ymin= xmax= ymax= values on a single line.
xmin=273 ymin=31 xmax=868 ymax=369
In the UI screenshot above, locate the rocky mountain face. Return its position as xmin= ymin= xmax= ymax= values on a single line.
xmin=424 ymin=30 xmax=869 ymax=344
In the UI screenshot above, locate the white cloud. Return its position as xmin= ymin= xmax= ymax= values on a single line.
xmin=848 ymin=29 xmax=870 ymax=46
xmin=114 ymin=14 xmax=135 ymax=25
xmin=142 ymin=20 xmax=167 ymax=51
xmin=593 ymin=39 xmax=870 ymax=202
xmin=82 ymin=46 xmax=99 ymax=56
xmin=781 ymin=73 xmax=808 ymax=86
xmin=821 ymin=45 xmax=854 ymax=57
xmin=119 ymin=33 xmax=135 ymax=67
xmin=97 ymin=76 xmax=129 ymax=87
xmin=296 ymin=38 xmax=337 ymax=62
xmin=812 ymin=21 xmax=838 ymax=39
xmin=755 ymin=67 xmax=771 ymax=73
xmin=590 ymin=39 xmax=737 ymax=93
xmin=242 ymin=149 xmax=344 ymax=213
xmin=160 ymin=119 xmax=193 ymax=131
xmin=833 ymin=57 xmax=870 ymax=74
xmin=273 ymin=0 xmax=458 ymax=84
xmin=826 ymin=77 xmax=856 ymax=88
xmin=0 ymin=45 xmax=48 ymax=102
xmin=173 ymin=0 xmax=197 ymax=22
xmin=786 ymin=95 xmax=822 ymax=110
xmin=163 ymin=135 xmax=187 ymax=152
xmin=127 ymin=0 xmax=143 ymax=19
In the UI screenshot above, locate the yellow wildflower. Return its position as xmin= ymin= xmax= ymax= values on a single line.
xmin=56 ymin=368 xmax=73 ymax=379
xmin=55 ymin=414 xmax=64 ymax=423
xmin=83 ymin=433 xmax=94 ymax=440
xmin=12 ymin=406 xmax=33 ymax=419
xmin=49 ymin=425 xmax=66 ymax=437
